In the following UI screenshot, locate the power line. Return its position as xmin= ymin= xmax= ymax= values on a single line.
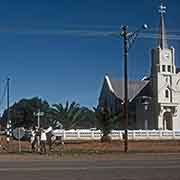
xmin=0 ymin=25 xmax=179 ymax=40
xmin=139 ymin=33 xmax=180 ymax=40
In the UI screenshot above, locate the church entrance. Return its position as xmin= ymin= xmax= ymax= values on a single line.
xmin=163 ymin=112 xmax=173 ymax=130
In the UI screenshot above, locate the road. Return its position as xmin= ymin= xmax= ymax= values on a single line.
xmin=0 ymin=154 xmax=180 ymax=180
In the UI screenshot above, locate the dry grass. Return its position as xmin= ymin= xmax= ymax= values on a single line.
xmin=1 ymin=135 xmax=180 ymax=154
xmin=64 ymin=140 xmax=180 ymax=153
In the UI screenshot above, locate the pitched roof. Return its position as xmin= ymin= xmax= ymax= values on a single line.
xmin=107 ymin=76 xmax=149 ymax=102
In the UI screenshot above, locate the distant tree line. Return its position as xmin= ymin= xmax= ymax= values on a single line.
xmin=0 ymin=97 xmax=121 ymax=141
xmin=0 ymin=97 xmax=96 ymax=129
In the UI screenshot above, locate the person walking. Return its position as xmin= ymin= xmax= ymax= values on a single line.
xmin=40 ymin=129 xmax=47 ymax=154
xmin=31 ymin=127 xmax=36 ymax=152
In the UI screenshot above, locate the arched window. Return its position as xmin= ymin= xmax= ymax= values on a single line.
xmin=168 ymin=65 xmax=171 ymax=72
xmin=165 ymin=89 xmax=169 ymax=98
xmin=162 ymin=65 xmax=166 ymax=72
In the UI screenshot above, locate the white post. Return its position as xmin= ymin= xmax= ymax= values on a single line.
xmin=6 ymin=121 xmax=12 ymax=143
xmin=38 ymin=109 xmax=40 ymax=130
xmin=77 ymin=130 xmax=80 ymax=139
xmin=18 ymin=128 xmax=21 ymax=153
xmin=172 ymin=130 xmax=175 ymax=139
xmin=119 ymin=131 xmax=122 ymax=140
xmin=146 ymin=130 xmax=149 ymax=139
xmin=63 ymin=130 xmax=66 ymax=140
xmin=34 ymin=109 xmax=44 ymax=152
xmin=132 ymin=130 xmax=135 ymax=140
xmin=159 ymin=130 xmax=162 ymax=139
xmin=37 ymin=109 xmax=40 ymax=152
xmin=91 ymin=131 xmax=95 ymax=140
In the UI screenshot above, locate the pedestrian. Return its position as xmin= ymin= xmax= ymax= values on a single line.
xmin=40 ymin=129 xmax=47 ymax=154
xmin=31 ymin=126 xmax=36 ymax=152
xmin=46 ymin=127 xmax=53 ymax=152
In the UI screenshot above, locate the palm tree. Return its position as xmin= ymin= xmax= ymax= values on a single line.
xmin=48 ymin=101 xmax=87 ymax=129
xmin=93 ymin=105 xmax=120 ymax=142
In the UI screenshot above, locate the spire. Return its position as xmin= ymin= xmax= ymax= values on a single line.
xmin=158 ymin=3 xmax=168 ymax=49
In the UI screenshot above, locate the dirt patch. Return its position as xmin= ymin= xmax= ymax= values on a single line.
xmin=64 ymin=140 xmax=180 ymax=153
xmin=1 ymin=136 xmax=180 ymax=154
xmin=0 ymin=137 xmax=180 ymax=160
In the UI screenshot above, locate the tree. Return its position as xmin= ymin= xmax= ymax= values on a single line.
xmin=76 ymin=107 xmax=96 ymax=129
xmin=1 ymin=97 xmax=50 ymax=129
xmin=94 ymin=105 xmax=120 ymax=142
xmin=0 ymin=98 xmax=96 ymax=130
xmin=48 ymin=101 xmax=94 ymax=130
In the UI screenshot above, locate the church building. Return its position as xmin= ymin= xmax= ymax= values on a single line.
xmin=98 ymin=4 xmax=180 ymax=130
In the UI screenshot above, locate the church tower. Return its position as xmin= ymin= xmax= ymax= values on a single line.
xmin=151 ymin=3 xmax=180 ymax=130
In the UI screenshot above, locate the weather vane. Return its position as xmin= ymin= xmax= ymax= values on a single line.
xmin=159 ymin=1 xmax=166 ymax=14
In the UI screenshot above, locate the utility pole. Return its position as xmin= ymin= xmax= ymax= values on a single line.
xmin=7 ymin=78 xmax=10 ymax=122
xmin=121 ymin=26 xmax=129 ymax=152
xmin=35 ymin=109 xmax=44 ymax=129
xmin=37 ymin=109 xmax=40 ymax=129
xmin=120 ymin=24 xmax=148 ymax=152
xmin=34 ymin=109 xmax=44 ymax=152
xmin=6 ymin=77 xmax=12 ymax=142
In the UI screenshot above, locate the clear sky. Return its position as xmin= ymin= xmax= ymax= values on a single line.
xmin=0 ymin=0 xmax=179 ymax=110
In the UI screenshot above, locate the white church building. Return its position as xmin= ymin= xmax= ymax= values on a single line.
xmin=98 ymin=4 xmax=180 ymax=130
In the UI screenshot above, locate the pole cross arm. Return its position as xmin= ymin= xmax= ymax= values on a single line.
xmin=128 ymin=24 xmax=148 ymax=49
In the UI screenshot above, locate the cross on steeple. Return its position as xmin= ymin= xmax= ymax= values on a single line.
xmin=158 ymin=2 xmax=168 ymax=49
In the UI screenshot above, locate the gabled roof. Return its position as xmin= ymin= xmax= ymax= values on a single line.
xmin=105 ymin=75 xmax=149 ymax=102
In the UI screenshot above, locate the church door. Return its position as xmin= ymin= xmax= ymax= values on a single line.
xmin=163 ymin=112 xmax=173 ymax=130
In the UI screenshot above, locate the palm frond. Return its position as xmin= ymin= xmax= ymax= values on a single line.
xmin=64 ymin=101 xmax=69 ymax=113
xmin=69 ymin=109 xmax=85 ymax=129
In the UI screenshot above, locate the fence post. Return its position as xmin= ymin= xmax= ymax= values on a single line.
xmin=119 ymin=131 xmax=122 ymax=140
xmin=159 ymin=130 xmax=162 ymax=140
xmin=63 ymin=130 xmax=66 ymax=140
xmin=172 ymin=130 xmax=175 ymax=139
xmin=132 ymin=130 xmax=135 ymax=140
xmin=91 ymin=131 xmax=95 ymax=140
xmin=77 ymin=130 xmax=80 ymax=139
xmin=146 ymin=130 xmax=149 ymax=140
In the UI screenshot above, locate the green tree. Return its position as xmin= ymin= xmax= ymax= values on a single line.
xmin=1 ymin=97 xmax=50 ymax=129
xmin=48 ymin=101 xmax=94 ymax=129
xmin=94 ymin=105 xmax=120 ymax=142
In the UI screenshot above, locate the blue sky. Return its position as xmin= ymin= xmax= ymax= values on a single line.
xmin=0 ymin=0 xmax=179 ymax=109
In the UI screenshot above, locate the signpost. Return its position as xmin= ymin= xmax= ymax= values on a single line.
xmin=13 ymin=127 xmax=25 ymax=152
xmin=34 ymin=109 xmax=44 ymax=152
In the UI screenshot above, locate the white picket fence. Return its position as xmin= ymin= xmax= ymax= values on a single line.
xmin=52 ymin=129 xmax=180 ymax=141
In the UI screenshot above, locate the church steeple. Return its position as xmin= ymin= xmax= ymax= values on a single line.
xmin=159 ymin=3 xmax=168 ymax=49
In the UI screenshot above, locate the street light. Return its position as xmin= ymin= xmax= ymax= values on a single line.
xmin=120 ymin=24 xmax=148 ymax=152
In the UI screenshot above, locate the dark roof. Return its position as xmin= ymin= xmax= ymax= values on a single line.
xmin=109 ymin=78 xmax=149 ymax=102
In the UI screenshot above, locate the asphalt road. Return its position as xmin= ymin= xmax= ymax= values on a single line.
xmin=0 ymin=154 xmax=180 ymax=180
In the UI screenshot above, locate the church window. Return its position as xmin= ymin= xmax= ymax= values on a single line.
xmin=168 ymin=65 xmax=171 ymax=72
xmin=165 ymin=90 xmax=169 ymax=98
xmin=162 ymin=65 xmax=166 ymax=72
